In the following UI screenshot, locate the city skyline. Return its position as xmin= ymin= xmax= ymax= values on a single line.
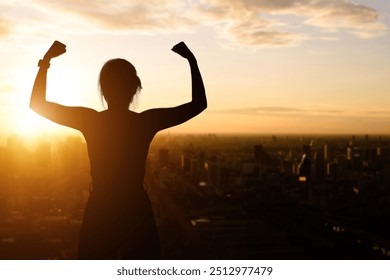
xmin=0 ymin=0 xmax=389 ymax=136
xmin=1 ymin=132 xmax=390 ymax=259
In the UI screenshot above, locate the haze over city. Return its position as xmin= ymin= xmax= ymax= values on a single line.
xmin=0 ymin=0 xmax=389 ymax=136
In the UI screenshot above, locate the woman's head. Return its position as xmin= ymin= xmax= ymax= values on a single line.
xmin=99 ymin=58 xmax=142 ymax=109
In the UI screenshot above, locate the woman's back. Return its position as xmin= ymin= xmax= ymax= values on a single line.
xmin=82 ymin=109 xmax=155 ymax=190
xmin=78 ymin=109 xmax=161 ymax=259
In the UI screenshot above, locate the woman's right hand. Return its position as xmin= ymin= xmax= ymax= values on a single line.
xmin=172 ymin=42 xmax=195 ymax=61
xmin=43 ymin=40 xmax=66 ymax=60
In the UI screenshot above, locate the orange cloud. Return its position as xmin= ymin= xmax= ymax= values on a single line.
xmin=197 ymin=0 xmax=387 ymax=45
xmin=34 ymin=0 xmax=198 ymax=33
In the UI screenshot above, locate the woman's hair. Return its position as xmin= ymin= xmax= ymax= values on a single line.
xmin=99 ymin=58 xmax=142 ymax=107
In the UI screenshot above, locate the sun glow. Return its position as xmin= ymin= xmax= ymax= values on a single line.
xmin=10 ymin=62 xmax=84 ymax=138
xmin=16 ymin=109 xmax=65 ymax=137
xmin=46 ymin=62 xmax=84 ymax=106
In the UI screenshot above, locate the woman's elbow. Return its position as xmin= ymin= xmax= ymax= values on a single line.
xmin=29 ymin=100 xmax=35 ymax=110
xmin=29 ymin=99 xmax=44 ymax=115
xmin=201 ymin=101 xmax=207 ymax=111
xmin=29 ymin=99 xmax=38 ymax=111
xmin=195 ymin=100 xmax=207 ymax=112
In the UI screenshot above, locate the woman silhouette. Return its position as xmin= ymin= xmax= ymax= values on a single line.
xmin=30 ymin=41 xmax=207 ymax=259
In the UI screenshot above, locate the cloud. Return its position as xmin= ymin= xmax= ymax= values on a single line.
xmin=197 ymin=0 xmax=387 ymax=45
xmin=222 ymin=17 xmax=304 ymax=46
xmin=195 ymin=0 xmax=306 ymax=46
xmin=210 ymin=106 xmax=390 ymax=125
xmin=209 ymin=106 xmax=306 ymax=116
xmin=364 ymin=110 xmax=390 ymax=116
xmin=302 ymin=0 xmax=387 ymax=38
xmin=8 ymin=0 xmax=389 ymax=47
xmin=34 ymin=0 xmax=198 ymax=33
xmin=209 ymin=106 xmax=353 ymax=117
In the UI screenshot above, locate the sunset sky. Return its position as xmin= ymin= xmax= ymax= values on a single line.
xmin=0 ymin=0 xmax=389 ymax=138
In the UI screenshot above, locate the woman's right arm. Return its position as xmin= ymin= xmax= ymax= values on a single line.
xmin=30 ymin=41 xmax=96 ymax=130
xmin=141 ymin=42 xmax=207 ymax=132
xmin=175 ymin=41 xmax=208 ymax=114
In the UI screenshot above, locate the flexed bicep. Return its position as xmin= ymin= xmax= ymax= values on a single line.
xmin=30 ymin=66 xmax=96 ymax=130
xmin=141 ymin=42 xmax=207 ymax=133
xmin=31 ymin=101 xmax=97 ymax=130
xmin=30 ymin=41 xmax=97 ymax=131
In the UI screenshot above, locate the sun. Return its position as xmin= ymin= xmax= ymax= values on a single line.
xmin=46 ymin=62 xmax=84 ymax=106
xmin=16 ymin=109 xmax=66 ymax=137
xmin=12 ymin=62 xmax=85 ymax=137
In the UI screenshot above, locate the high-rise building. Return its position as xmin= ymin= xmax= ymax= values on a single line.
xmin=181 ymin=150 xmax=191 ymax=174
xmin=314 ymin=151 xmax=326 ymax=182
xmin=254 ymin=145 xmax=263 ymax=163
xmin=297 ymin=144 xmax=311 ymax=183
xmin=36 ymin=141 xmax=51 ymax=168
xmin=324 ymin=144 xmax=328 ymax=161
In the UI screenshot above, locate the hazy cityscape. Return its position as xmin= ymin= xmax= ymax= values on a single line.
xmin=0 ymin=132 xmax=390 ymax=259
